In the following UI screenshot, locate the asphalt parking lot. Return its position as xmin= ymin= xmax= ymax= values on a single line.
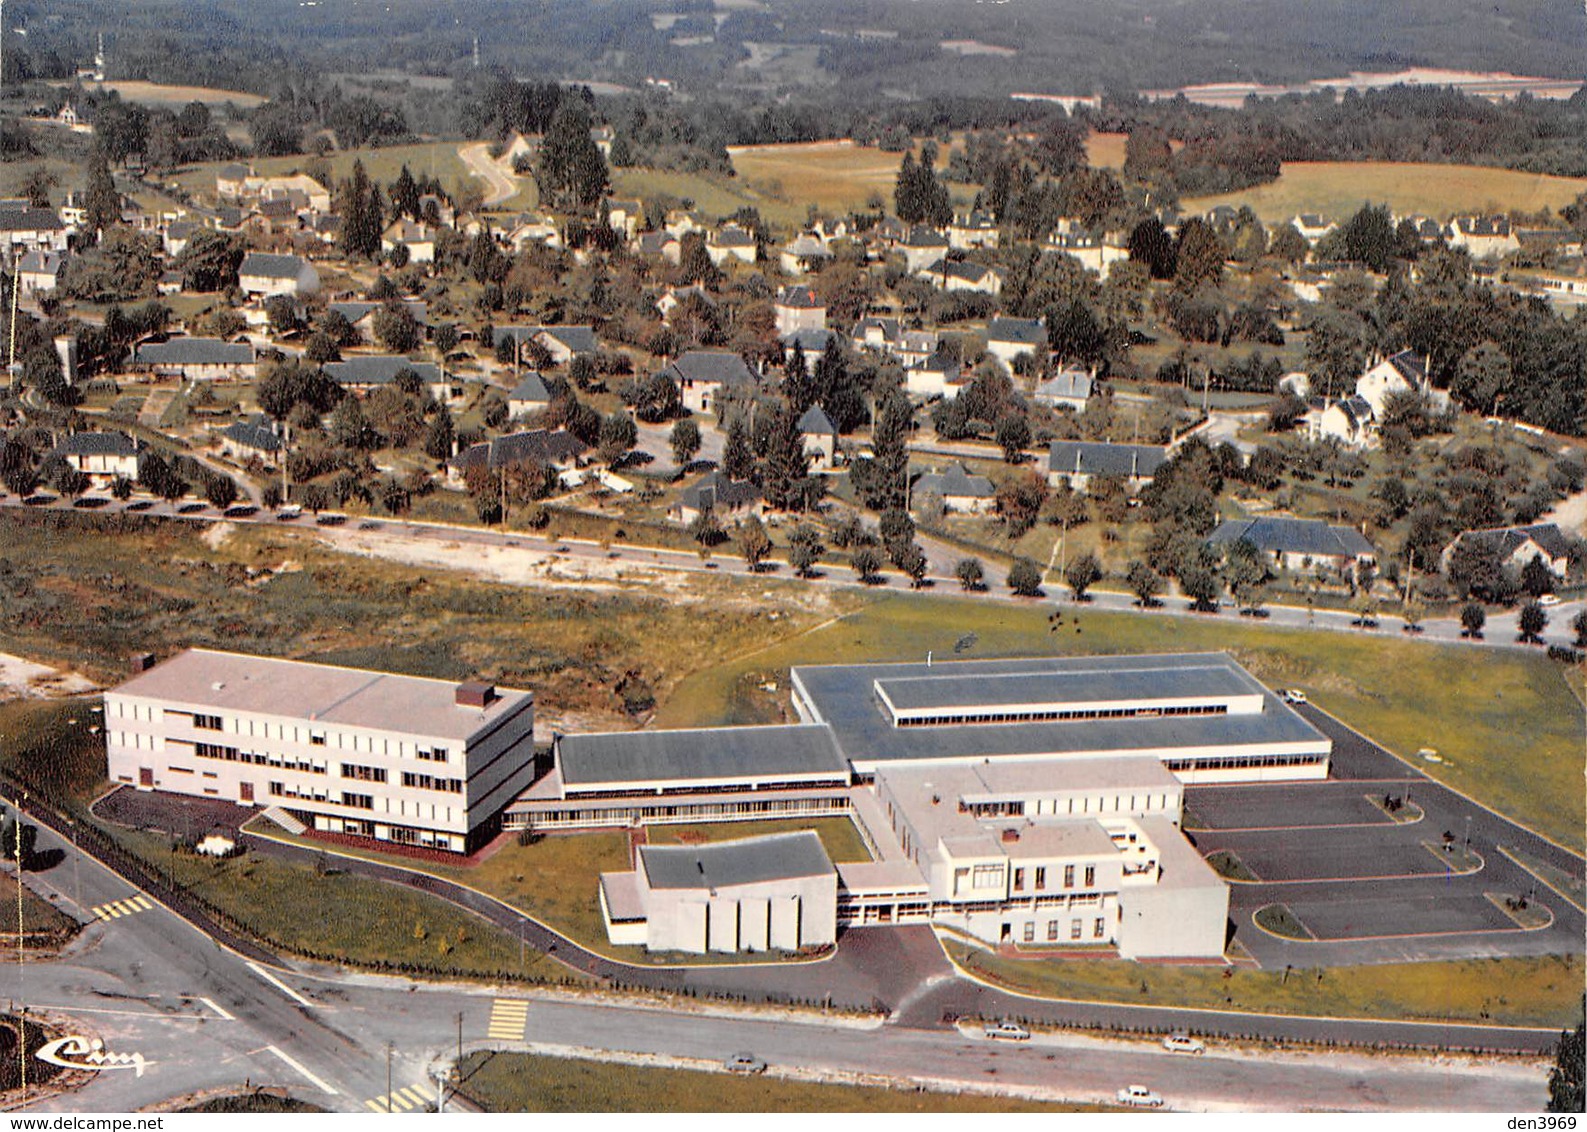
xmin=1184 ymin=705 xmax=1585 ymax=967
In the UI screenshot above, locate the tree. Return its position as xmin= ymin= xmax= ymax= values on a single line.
xmin=1547 ymin=1002 xmax=1585 ymax=1113
xmin=1452 ymin=342 xmax=1512 ymax=417
xmin=1128 ymin=217 xmax=1177 ymax=280
xmin=54 ymin=466 xmax=90 ymax=501
xmin=390 ymin=164 xmax=421 ymax=222
xmin=110 ymin=475 xmax=134 ymax=501
xmin=1064 ymin=552 xmax=1102 ymax=602
xmin=722 ymin=417 xmax=754 ymax=481
xmin=1180 ymin=563 xmax=1222 ymax=611
xmin=739 ymin=516 xmax=773 ymax=572
xmin=1173 ymin=218 xmax=1226 ymax=293
xmin=955 ymin=557 xmax=985 ymax=591
xmin=175 ymin=229 xmax=244 ymax=293
xmin=995 ymin=415 xmax=1031 ymax=464
xmin=1572 ymin=610 xmax=1587 ymax=649
xmin=203 ymin=475 xmax=239 ymax=510
xmin=329 ymin=397 xmax=377 ymax=449
xmin=265 ymin=295 xmax=300 ymax=336
xmin=995 ymin=470 xmax=1048 ymax=538
xmin=1007 ymin=557 xmax=1044 ymax=597
xmin=1460 ymin=601 xmax=1487 ymax=639
xmin=598 ymin=411 xmax=637 ymax=464
xmin=670 ymin=418 xmax=701 ymax=469
xmin=788 ymin=524 xmax=824 ymax=578
xmin=897 ymin=543 xmax=929 ymax=588
xmin=1518 ymin=601 xmax=1549 ymax=644
xmin=83 ymin=147 xmax=120 ymax=242
xmin=761 ymin=402 xmax=810 ymax=512
xmin=851 ymin=545 xmax=884 ymax=584
xmin=536 ymin=100 xmax=609 ymax=212
xmin=878 ymin=508 xmax=915 ymax=562
xmin=1520 ymin=555 xmax=1557 ymax=598
xmin=1125 ymin=560 xmax=1163 ymax=607
xmin=339 ymin=159 xmax=384 ymax=260
xmin=372 ymin=303 xmax=421 ymax=354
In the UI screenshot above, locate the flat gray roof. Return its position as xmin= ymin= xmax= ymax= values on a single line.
xmin=795 ymin=653 xmax=1326 ymax=766
xmin=640 ymin=831 xmax=834 ymax=889
xmin=110 ymin=649 xmax=530 ymax=743
xmin=876 ymin=661 xmax=1256 ymax=712
xmin=558 ymin=724 xmax=848 ymax=790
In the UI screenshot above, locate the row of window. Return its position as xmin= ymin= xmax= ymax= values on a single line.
xmin=156 ymin=708 xmax=452 ymax=762
xmin=513 ymin=797 xmax=846 ymax=830
xmin=892 ymin=704 xmax=1229 ymax=728
xmin=1024 ymin=917 xmax=1107 ymax=943
xmin=401 ymin=772 xmax=464 ymax=794
xmin=1163 ymin=752 xmax=1326 ymax=772
xmin=193 ymin=743 xmax=326 ymax=774
xmin=341 ymin=763 xmax=387 ymax=784
xmin=1011 ymin=864 xmax=1095 ymax=892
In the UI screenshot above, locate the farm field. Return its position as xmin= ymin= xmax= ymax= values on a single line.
xmin=724 ymin=139 xmax=969 ymax=226
xmin=48 ymin=80 xmax=266 ymax=110
xmin=1187 ymin=160 xmax=1587 ymax=224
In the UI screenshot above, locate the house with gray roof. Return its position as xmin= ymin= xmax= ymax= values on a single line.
xmin=55 ymin=430 xmax=142 ymax=483
xmin=1208 ymin=516 xmax=1377 ymax=574
xmin=661 ymin=351 xmax=758 ymax=416
xmin=327 ymin=301 xmax=430 ymax=344
xmin=913 ymin=463 xmax=995 ymax=515
xmin=797 ymin=404 xmax=839 ymax=469
xmin=778 ymin=232 xmax=834 ymax=275
xmin=507 ymin=371 xmax=553 ymax=418
xmin=238 ymin=251 xmax=319 ymax=298
xmin=217 ymin=416 xmax=283 ymax=464
xmin=706 ymin=223 xmax=757 ymax=266
xmin=0 ymin=208 xmax=68 ymax=254
xmin=1440 ymin=522 xmax=1576 ymax=580
xmin=904 ymin=348 xmax=965 ymax=400
xmin=127 ymin=338 xmax=256 ymax=381
xmin=670 ymin=470 xmax=762 ymax=526
xmin=446 ymin=429 xmax=588 ymax=487
xmin=899 ymin=226 xmax=950 ymax=271
xmin=986 ymin=317 xmax=1046 ymax=371
xmin=534 ymin=325 xmax=598 ymax=364
xmin=1046 ymin=440 xmax=1167 ymax=492
xmin=773 ymin=284 xmax=825 ymax=337
xmin=1033 ymin=368 xmax=1094 ymax=413
xmin=780 ymin=328 xmax=836 ymax=363
xmin=17 ymin=250 xmax=65 ymax=295
xmin=324 ymin=356 xmax=452 ymax=401
xmin=917 ymin=257 xmax=1004 ymax=296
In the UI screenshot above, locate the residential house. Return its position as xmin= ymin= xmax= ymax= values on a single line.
xmin=249 ymin=173 xmax=332 ymax=214
xmin=381 ymin=220 xmax=437 ymax=264
xmin=670 ymin=471 xmax=763 ymax=526
xmin=664 ymin=210 xmax=706 ymax=239
xmin=797 ymin=404 xmax=839 ymax=470
xmin=216 ymin=416 xmax=283 ymax=465
xmin=1208 ymin=517 xmax=1377 ymax=576
xmin=1440 ymin=523 xmax=1575 ymax=580
xmin=1046 ymin=441 xmax=1168 ymax=493
xmin=325 ymin=356 xmax=457 ymax=402
xmin=1447 ymin=216 xmax=1520 ymax=259
xmin=1046 ymin=231 xmax=1128 ymax=275
xmin=327 ymin=301 xmax=431 ymax=345
xmin=54 ymin=431 xmax=142 ymax=486
xmin=706 ymin=224 xmax=758 ymax=266
xmin=604 ymin=198 xmax=643 ymax=240
xmin=446 ymin=429 xmax=588 ymax=488
xmin=781 ymin=328 xmax=835 ymax=362
xmin=985 ymin=317 xmax=1046 ymax=372
xmin=948 ymin=211 xmax=999 ymax=251
xmin=238 ymin=252 xmax=320 ymax=299
xmin=1307 ymin=394 xmax=1375 ymax=448
xmin=774 ymin=285 xmax=827 ymax=337
xmin=127 ymin=338 xmax=257 ymax=382
xmin=913 ymin=463 xmax=995 ymax=515
xmin=852 ymin=318 xmax=938 ymax=368
xmin=917 ymin=257 xmax=1004 ymax=296
xmin=779 ymin=233 xmax=834 ymax=275
xmin=215 ymin=163 xmax=251 ymax=200
xmin=1033 ymin=369 xmax=1094 ymax=414
xmin=904 ymin=348 xmax=963 ymax=400
xmin=156 ymin=271 xmax=185 ymax=296
xmin=1356 ymin=349 xmax=1431 ymax=417
xmin=0 ymin=208 xmax=69 ymax=257
xmin=17 ymin=251 xmax=65 ymax=296
xmin=506 ymin=214 xmax=562 ymax=252
xmin=637 ymin=230 xmax=681 ymax=265
xmin=656 ymin=284 xmax=715 ymax=323
xmin=161 ymin=219 xmax=201 ymax=258
xmin=507 ymin=371 xmax=553 ymax=419
xmin=1290 ymin=214 xmax=1337 ymax=245
xmin=533 ymin=325 xmax=599 ymax=365
xmin=898 ymin=226 xmax=950 ymax=272
xmin=660 ymin=351 xmax=758 ymax=415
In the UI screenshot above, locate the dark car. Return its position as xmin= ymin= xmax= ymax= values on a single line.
xmin=177 ymin=501 xmax=208 ymax=514
xmin=316 ymin=512 xmax=347 ymax=526
xmin=22 ymin=494 xmax=56 ymax=506
xmin=125 ymin=500 xmax=154 ymax=512
xmin=72 ymin=497 xmax=110 ymax=509
xmin=224 ymin=504 xmax=259 ymax=519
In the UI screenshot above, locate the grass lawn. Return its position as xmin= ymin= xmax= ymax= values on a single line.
xmin=655 ymin=594 xmax=1585 ymax=853
xmin=173 ymin=142 xmax=472 ymax=203
xmin=1185 ymin=160 xmax=1587 ymax=226
xmin=1205 ymin=850 xmax=1258 ymax=883
xmin=182 ymin=1093 xmax=326 ymax=1114
xmin=1253 ymin=903 xmax=1314 ymax=940
xmin=946 ymin=941 xmax=1583 ymax=1029
xmin=455 ymin=1050 xmax=1092 ymax=1113
xmin=107 ymin=827 xmax=546 ymax=980
xmin=1498 ymin=844 xmax=1585 ymax=911
xmin=647 ymin=817 xmax=871 ymax=864
xmin=0 ymin=871 xmax=81 ymax=940
xmin=0 ymin=698 xmax=111 ymax=810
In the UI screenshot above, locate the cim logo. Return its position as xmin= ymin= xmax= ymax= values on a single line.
xmin=36 ymin=1035 xmax=149 ymax=1077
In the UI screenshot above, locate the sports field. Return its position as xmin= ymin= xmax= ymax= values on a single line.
xmin=1187 ymin=160 xmax=1587 ymax=224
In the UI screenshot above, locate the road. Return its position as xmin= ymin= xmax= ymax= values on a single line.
xmin=458 ymin=142 xmax=520 ymax=208
xmin=5 ymin=491 xmax=1583 ymax=653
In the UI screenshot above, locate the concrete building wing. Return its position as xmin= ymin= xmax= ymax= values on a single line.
xmin=558 ymin=724 xmax=847 ymax=792
xmin=639 ymin=830 xmax=835 ymax=889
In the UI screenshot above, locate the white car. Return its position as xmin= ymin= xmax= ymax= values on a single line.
xmin=1538 ymin=594 xmax=1561 ymax=607
xmin=1161 ymin=1033 xmax=1206 ymax=1055
xmin=983 ymin=1020 xmax=1031 ymax=1041
xmin=723 ymin=1053 xmax=766 ymax=1075
xmin=1280 ymin=689 xmax=1308 ymax=705
xmin=1117 ymin=1085 xmax=1164 ymax=1108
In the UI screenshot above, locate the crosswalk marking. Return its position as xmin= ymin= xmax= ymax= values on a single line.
xmin=365 ymin=1082 xmax=433 ymax=1112
xmin=487 ymin=998 xmax=529 ymax=1041
xmin=91 ymin=895 xmax=155 ymax=921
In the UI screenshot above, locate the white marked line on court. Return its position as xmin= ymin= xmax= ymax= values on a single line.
xmin=199 ymin=996 xmax=236 ymax=1021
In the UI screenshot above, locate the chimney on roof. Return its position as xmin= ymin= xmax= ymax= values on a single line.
xmin=456 ymin=681 xmax=497 ymax=708
xmin=129 ymin=652 xmax=156 ymax=674
xmin=1001 ymin=828 xmax=1020 ymax=844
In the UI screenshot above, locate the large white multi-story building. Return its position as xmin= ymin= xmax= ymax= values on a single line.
xmin=104 ymin=650 xmax=536 ymax=853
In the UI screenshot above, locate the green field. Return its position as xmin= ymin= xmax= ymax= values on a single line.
xmin=647 ymin=818 xmax=872 ymax=863
xmin=173 ymin=143 xmax=473 ymax=204
xmin=948 ymin=941 xmax=1583 ymax=1028
xmin=455 ymin=1050 xmax=1091 ymax=1113
xmin=1187 ymin=160 xmax=1587 ymax=225
xmin=657 ymin=594 xmax=1586 ymax=852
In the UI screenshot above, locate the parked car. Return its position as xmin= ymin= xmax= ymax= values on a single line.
xmin=1161 ymin=1034 xmax=1205 ymax=1055
xmin=983 ymin=1020 xmax=1031 ymax=1041
xmin=1117 ymin=1085 xmax=1164 ymax=1108
xmin=1280 ymin=689 xmax=1307 ymax=705
xmin=1538 ymin=594 xmax=1561 ymax=607
xmin=177 ymin=501 xmax=208 ymax=514
xmin=316 ymin=512 xmax=347 ymax=526
xmin=723 ymin=1053 xmax=766 ymax=1075
xmin=125 ymin=500 xmax=153 ymax=512
xmin=224 ymin=504 xmax=258 ymax=518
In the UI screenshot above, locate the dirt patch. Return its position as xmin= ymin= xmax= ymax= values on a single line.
xmin=200 ymin=521 xmax=235 ymax=551
xmin=0 ymin=654 xmax=96 ymax=699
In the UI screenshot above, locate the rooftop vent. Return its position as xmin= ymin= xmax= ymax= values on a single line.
xmin=456 ymin=681 xmax=498 ymax=708
xmin=129 ymin=653 xmax=156 ymax=674
xmin=1001 ymin=828 xmax=1020 ymax=844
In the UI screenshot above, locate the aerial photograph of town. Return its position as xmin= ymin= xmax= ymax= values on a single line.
xmin=0 ymin=0 xmax=1580 ymax=1120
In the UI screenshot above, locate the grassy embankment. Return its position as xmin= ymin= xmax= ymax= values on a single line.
xmin=945 ymin=940 xmax=1582 ymax=1030
xmin=455 ymin=1050 xmax=1095 ymax=1113
xmin=1186 ymin=161 xmax=1587 ymax=225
